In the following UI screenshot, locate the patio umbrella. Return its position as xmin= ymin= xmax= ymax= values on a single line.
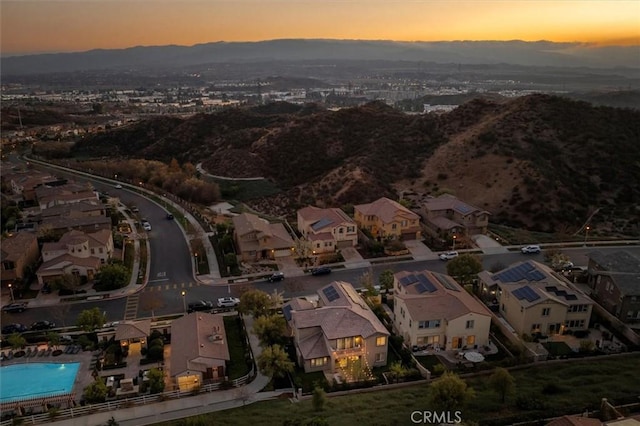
xmin=464 ymin=352 xmax=485 ymax=363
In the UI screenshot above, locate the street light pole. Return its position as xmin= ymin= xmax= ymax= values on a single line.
xmin=584 ymin=225 xmax=590 ymax=247
xmin=181 ymin=290 xmax=186 ymax=313
xmin=8 ymin=283 xmax=14 ymax=302
xmin=194 ymin=253 xmax=199 ymax=275
xmin=452 ymin=235 xmax=457 ymax=251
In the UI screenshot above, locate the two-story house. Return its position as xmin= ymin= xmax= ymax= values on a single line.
xmin=36 ymin=229 xmax=114 ymax=285
xmin=421 ymin=194 xmax=490 ymax=238
xmin=354 ymin=197 xmax=421 ymax=240
xmin=283 ymin=281 xmax=389 ymax=380
xmin=232 ymin=213 xmax=294 ymax=262
xmin=1 ymin=232 xmax=40 ymax=286
xmin=297 ymin=206 xmax=357 ymax=254
xmin=36 ymin=182 xmax=98 ymax=210
xmin=479 ymin=261 xmax=593 ymax=336
xmin=393 ymin=270 xmax=492 ymax=350
xmin=588 ymin=250 xmax=640 ymax=324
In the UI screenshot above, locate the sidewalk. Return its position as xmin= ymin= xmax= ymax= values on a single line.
xmin=48 ymin=315 xmax=282 ymax=426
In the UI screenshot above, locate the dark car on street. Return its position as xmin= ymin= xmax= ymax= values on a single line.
xmin=2 ymin=302 xmax=27 ymax=313
xmin=311 ymin=267 xmax=332 ymax=276
xmin=267 ymin=272 xmax=285 ymax=282
xmin=187 ymin=300 xmax=213 ymax=313
xmin=31 ymin=321 xmax=56 ymax=331
xmin=2 ymin=323 xmax=28 ymax=334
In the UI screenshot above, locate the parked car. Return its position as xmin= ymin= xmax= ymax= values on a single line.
xmin=311 ymin=267 xmax=332 ymax=276
xmin=131 ymin=206 xmax=140 ymax=213
xmin=114 ymin=184 xmax=123 ymax=189
xmin=31 ymin=320 xmax=56 ymax=331
xmin=217 ymin=297 xmax=240 ymax=308
xmin=166 ymin=213 xmax=174 ymax=220
xmin=2 ymin=302 xmax=27 ymax=313
xmin=142 ymin=221 xmax=152 ymax=231
xmin=439 ymin=251 xmax=459 ymax=261
xmin=188 ymin=300 xmax=213 ymax=313
xmin=267 ymin=272 xmax=285 ymax=282
xmin=521 ymin=245 xmax=541 ymax=254
xmin=2 ymin=323 xmax=28 ymax=334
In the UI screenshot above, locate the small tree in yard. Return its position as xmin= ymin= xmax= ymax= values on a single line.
xmin=489 ymin=367 xmax=515 ymax=403
xmin=8 ymin=333 xmax=26 ymax=350
xmin=94 ymin=263 xmax=130 ymax=291
xmin=388 ymin=361 xmax=406 ymax=384
xmin=239 ymin=289 xmax=272 ymax=317
xmin=147 ymin=368 xmax=165 ymax=394
xmin=446 ymin=254 xmax=482 ymax=284
xmin=47 ymin=332 xmax=61 ymax=349
xmin=257 ymin=344 xmax=294 ymax=379
xmin=379 ymin=269 xmax=395 ymax=293
xmin=312 ymin=386 xmax=327 ymax=412
xmin=253 ymin=314 xmax=287 ymax=347
xmin=428 ymin=371 xmax=475 ymax=412
xmin=83 ymin=379 xmax=108 ymax=403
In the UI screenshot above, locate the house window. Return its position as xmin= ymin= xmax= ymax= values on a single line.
xmin=310 ymin=357 xmax=329 ymax=367
xmin=375 ymin=352 xmax=385 ymax=363
xmin=347 ymin=226 xmax=355 ymax=232
xmin=376 ymin=336 xmax=386 ymax=347
xmin=628 ymin=311 xmax=634 ymax=319
xmin=542 ymin=308 xmax=551 ymax=316
xmin=531 ymin=324 xmax=541 ymax=332
xmin=99 ymin=248 xmax=104 ymax=253
xmin=466 ymin=336 xmax=475 ymax=346
xmin=2 ymin=261 xmax=15 ymax=270
xmin=465 ymin=320 xmax=474 ymax=329
xmin=336 ymin=337 xmax=355 ymax=350
xmin=566 ymin=320 xmax=585 ymax=328
xmin=391 ymin=224 xmax=397 ymax=230
xmin=409 ymin=320 xmax=412 ymax=328
xmin=91 ymin=248 xmax=95 ymax=254
xmin=316 ymin=243 xmax=321 ymax=248
xmin=339 ymin=228 xmax=344 ymax=233
xmin=417 ymin=335 xmax=440 ymax=345
xmin=418 ymin=320 xmax=441 ymax=329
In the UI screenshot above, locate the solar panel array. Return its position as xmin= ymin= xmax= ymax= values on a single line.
xmin=323 ymin=285 xmax=340 ymax=302
xmin=311 ymin=218 xmax=334 ymax=231
xmin=416 ymin=274 xmax=437 ymax=293
xmin=494 ymin=262 xmax=546 ymax=283
xmin=455 ymin=204 xmax=474 ymax=215
xmin=512 ymin=285 xmax=541 ymax=302
xmin=544 ymin=285 xmax=581 ymax=301
xmin=434 ymin=274 xmax=460 ymax=292
xmin=399 ymin=274 xmax=418 ymax=286
xmin=283 ymin=305 xmax=293 ymax=321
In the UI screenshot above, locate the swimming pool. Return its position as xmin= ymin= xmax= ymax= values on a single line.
xmin=0 ymin=362 xmax=81 ymax=403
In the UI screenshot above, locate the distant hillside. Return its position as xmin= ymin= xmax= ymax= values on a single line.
xmin=3 ymin=39 xmax=639 ymax=75
xmin=69 ymin=95 xmax=640 ymax=234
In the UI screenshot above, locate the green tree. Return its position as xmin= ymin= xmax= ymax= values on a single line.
xmin=95 ymin=263 xmax=130 ymax=291
xmin=388 ymin=361 xmax=406 ymax=384
xmin=83 ymin=379 xmax=108 ymax=403
xmin=46 ymin=332 xmax=61 ymax=349
xmin=7 ymin=333 xmax=26 ymax=350
xmin=257 ymin=344 xmax=294 ymax=379
xmin=427 ymin=371 xmax=475 ymax=412
xmin=488 ymin=367 xmax=515 ymax=403
xmin=446 ymin=254 xmax=483 ymax=284
xmin=253 ymin=314 xmax=287 ymax=347
xmin=239 ymin=289 xmax=272 ymax=317
xmin=76 ymin=307 xmax=106 ymax=332
xmin=312 ymin=386 xmax=327 ymax=412
xmin=51 ymin=273 xmax=82 ymax=294
xmin=378 ymin=269 xmax=395 ymax=292
xmin=147 ymin=368 xmax=165 ymax=394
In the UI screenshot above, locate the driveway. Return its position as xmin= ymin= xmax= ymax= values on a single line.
xmin=472 ymin=234 xmax=509 ymax=254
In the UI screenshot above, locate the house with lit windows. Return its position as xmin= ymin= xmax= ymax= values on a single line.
xmin=393 ymin=270 xmax=492 ymax=350
xmin=297 ymin=206 xmax=358 ymax=254
xmin=283 ymin=281 xmax=389 ymax=380
xmin=478 ymin=260 xmax=593 ymax=336
xmin=354 ymin=197 xmax=421 ymax=240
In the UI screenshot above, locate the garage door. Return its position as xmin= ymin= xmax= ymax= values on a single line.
xmin=337 ymin=240 xmax=353 ymax=249
xmin=274 ymin=249 xmax=291 ymax=258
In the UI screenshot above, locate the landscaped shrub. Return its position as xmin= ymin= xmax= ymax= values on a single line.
xmin=147 ymin=344 xmax=164 ymax=361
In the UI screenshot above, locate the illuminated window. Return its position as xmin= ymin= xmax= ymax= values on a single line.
xmin=376 ymin=336 xmax=386 ymax=347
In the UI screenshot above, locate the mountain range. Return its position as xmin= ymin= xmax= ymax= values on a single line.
xmin=68 ymin=95 xmax=640 ymax=235
xmin=3 ymin=39 xmax=639 ymax=75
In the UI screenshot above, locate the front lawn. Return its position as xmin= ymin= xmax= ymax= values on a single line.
xmin=223 ymin=315 xmax=252 ymax=380
xmin=154 ymin=354 xmax=640 ymax=426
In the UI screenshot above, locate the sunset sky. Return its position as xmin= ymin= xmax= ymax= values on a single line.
xmin=1 ymin=0 xmax=639 ymax=55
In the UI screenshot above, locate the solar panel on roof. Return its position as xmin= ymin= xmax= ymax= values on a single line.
xmin=311 ymin=218 xmax=334 ymax=231
xmin=415 ymin=282 xmax=428 ymax=294
xmin=416 ymin=274 xmax=437 ymax=292
xmin=455 ymin=204 xmax=474 ymax=214
xmin=528 ymin=270 xmax=546 ymax=281
xmin=512 ymin=288 xmax=526 ymax=300
xmin=407 ymin=274 xmax=418 ymax=283
xmin=435 ymin=274 xmax=460 ymax=292
xmin=399 ymin=276 xmax=413 ymax=286
xmin=322 ymin=285 xmax=340 ymax=302
xmin=283 ymin=305 xmax=293 ymax=321
xmin=545 ymin=286 xmax=558 ymax=292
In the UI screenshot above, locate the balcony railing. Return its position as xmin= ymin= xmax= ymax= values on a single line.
xmin=333 ymin=346 xmax=364 ymax=357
